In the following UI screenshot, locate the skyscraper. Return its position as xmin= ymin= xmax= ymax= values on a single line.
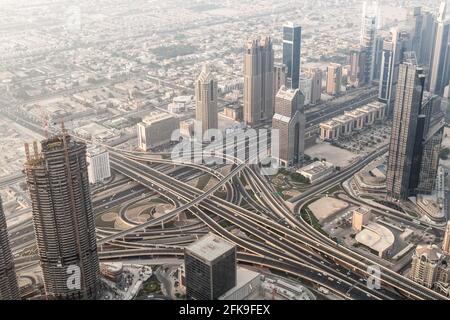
xmin=378 ymin=28 xmax=402 ymax=115
xmin=273 ymin=63 xmax=287 ymax=101
xmin=360 ymin=1 xmax=379 ymax=83
xmin=420 ymin=11 xmax=437 ymax=67
xmin=410 ymin=244 xmax=449 ymax=289
xmin=24 ymin=133 xmax=100 ymax=299
xmin=272 ymin=86 xmax=305 ymax=167
xmin=386 ymin=61 xmax=426 ymax=201
xmin=407 ymin=7 xmax=424 ymax=61
xmin=348 ymin=48 xmax=366 ymax=87
xmin=243 ymin=37 xmax=274 ymax=126
xmin=195 ymin=65 xmax=218 ymax=141
xmin=416 ymin=93 xmax=445 ymax=195
xmin=299 ymin=76 xmax=312 ymax=106
xmin=326 ymin=63 xmax=342 ymax=96
xmin=443 ymin=221 xmax=450 ymax=255
xmin=372 ymin=35 xmax=385 ymax=81
xmin=429 ymin=1 xmax=450 ymax=96
xmin=306 ymin=68 xmax=323 ymax=105
xmin=185 ymin=234 xmax=236 ymax=300
xmin=0 ymin=196 xmax=20 ymax=300
xmin=282 ymin=22 xmax=301 ymax=89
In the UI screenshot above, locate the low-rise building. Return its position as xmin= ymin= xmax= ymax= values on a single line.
xmin=168 ymin=95 xmax=193 ymax=113
xmin=180 ymin=119 xmax=195 ymax=138
xmin=320 ymin=119 xmax=342 ymax=141
xmin=319 ymin=102 xmax=387 ymax=141
xmin=345 ymin=109 xmax=366 ymax=131
xmin=223 ymin=104 xmax=243 ymax=122
xmin=219 ymin=267 xmax=261 ymax=300
xmin=137 ymin=112 xmax=179 ymax=151
xmin=352 ymin=207 xmax=371 ymax=232
xmin=334 ymin=114 xmax=354 ymax=136
xmin=297 ymin=161 xmax=334 ymax=183
xmin=355 ymin=222 xmax=394 ymax=258
xmin=86 ymin=147 xmax=111 ymax=184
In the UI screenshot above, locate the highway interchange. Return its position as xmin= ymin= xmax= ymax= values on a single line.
xmin=1 ymin=86 xmax=448 ymax=300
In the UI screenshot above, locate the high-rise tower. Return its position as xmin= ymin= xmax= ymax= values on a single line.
xmin=272 ymin=86 xmax=305 ymax=167
xmin=282 ymin=22 xmax=301 ymax=89
xmin=24 ymin=133 xmax=100 ymax=299
xmin=429 ymin=1 xmax=450 ymax=96
xmin=306 ymin=68 xmax=323 ymax=105
xmin=349 ymin=48 xmax=366 ymax=87
xmin=195 ymin=65 xmax=218 ymax=141
xmin=243 ymin=37 xmax=274 ymax=126
xmin=378 ymin=28 xmax=402 ymax=115
xmin=443 ymin=221 xmax=450 ymax=255
xmin=386 ymin=61 xmax=426 ymax=201
xmin=0 ymin=196 xmax=20 ymax=300
xmin=326 ymin=63 xmax=342 ymax=96
xmin=360 ymin=1 xmax=379 ymax=83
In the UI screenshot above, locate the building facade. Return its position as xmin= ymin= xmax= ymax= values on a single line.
xmin=348 ymin=48 xmax=366 ymax=87
xmin=283 ymin=22 xmax=302 ymax=89
xmin=319 ymin=102 xmax=386 ymax=141
xmin=378 ymin=28 xmax=402 ymax=115
xmin=360 ymin=1 xmax=379 ymax=83
xmin=443 ymin=222 xmax=450 ymax=255
xmin=386 ymin=62 xmax=426 ymax=201
xmin=24 ymin=135 xmax=100 ymax=299
xmin=137 ymin=112 xmax=179 ymax=150
xmin=243 ymin=37 xmax=274 ymax=126
xmin=306 ymin=67 xmax=322 ymax=105
xmin=86 ymin=147 xmax=111 ymax=184
xmin=0 ymin=196 xmax=20 ymax=300
xmin=299 ymin=76 xmax=312 ymax=106
xmin=195 ymin=65 xmax=218 ymax=140
xmin=416 ymin=94 xmax=445 ymax=194
xmin=272 ymin=86 xmax=305 ymax=167
xmin=326 ymin=63 xmax=342 ymax=96
xmin=429 ymin=1 xmax=450 ymax=96
xmin=273 ymin=63 xmax=287 ymax=101
xmin=410 ymin=244 xmax=449 ymax=289
xmin=185 ymin=234 xmax=237 ymax=300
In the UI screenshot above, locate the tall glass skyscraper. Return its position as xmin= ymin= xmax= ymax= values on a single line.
xmin=283 ymin=22 xmax=301 ymax=90
xmin=386 ymin=61 xmax=426 ymax=201
xmin=429 ymin=1 xmax=449 ymax=96
xmin=379 ymin=29 xmax=402 ymax=115
xmin=360 ymin=1 xmax=379 ymax=84
xmin=0 ymin=196 xmax=20 ymax=300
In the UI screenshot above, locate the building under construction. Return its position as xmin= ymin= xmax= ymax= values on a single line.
xmin=0 ymin=196 xmax=20 ymax=300
xmin=24 ymin=132 xmax=100 ymax=299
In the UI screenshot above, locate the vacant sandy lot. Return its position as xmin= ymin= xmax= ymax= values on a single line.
xmin=306 ymin=142 xmax=358 ymax=168
xmin=308 ymin=197 xmax=350 ymax=222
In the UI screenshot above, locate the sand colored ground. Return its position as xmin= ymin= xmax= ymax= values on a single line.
xmin=308 ymin=197 xmax=350 ymax=222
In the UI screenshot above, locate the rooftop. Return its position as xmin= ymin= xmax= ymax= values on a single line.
xmin=414 ymin=244 xmax=447 ymax=262
xmin=186 ymin=233 xmax=235 ymax=262
xmin=141 ymin=112 xmax=176 ymax=125
xmin=276 ymin=85 xmax=299 ymax=101
xmin=298 ymin=161 xmax=333 ymax=175
xmin=355 ymin=222 xmax=395 ymax=254
xmin=320 ymin=119 xmax=341 ymax=128
xmin=219 ymin=267 xmax=260 ymax=300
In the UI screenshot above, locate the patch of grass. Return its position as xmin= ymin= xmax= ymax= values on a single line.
xmin=300 ymin=207 xmax=329 ymax=237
